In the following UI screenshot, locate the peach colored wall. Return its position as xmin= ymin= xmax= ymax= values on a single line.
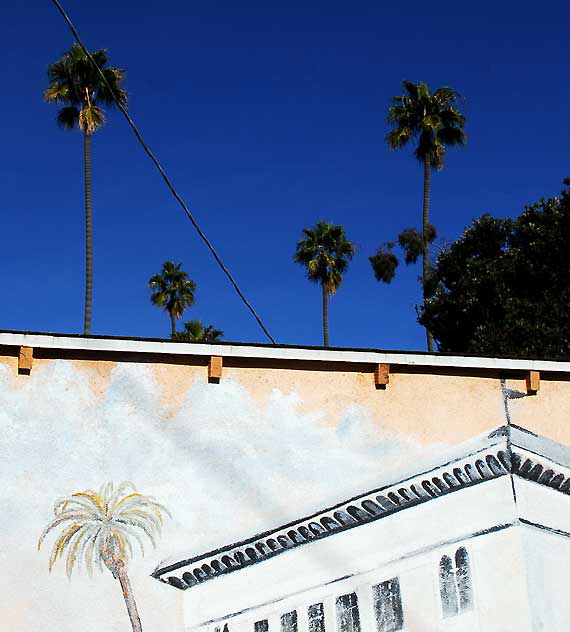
xmin=222 ymin=365 xmax=506 ymax=444
xmin=507 ymin=375 xmax=570 ymax=445
xmin=4 ymin=351 xmax=570 ymax=447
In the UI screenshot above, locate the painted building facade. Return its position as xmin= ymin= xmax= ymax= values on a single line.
xmin=1 ymin=330 xmax=570 ymax=631
xmin=157 ymin=427 xmax=570 ymax=632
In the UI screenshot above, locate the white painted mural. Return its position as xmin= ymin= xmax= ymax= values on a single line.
xmin=1 ymin=334 xmax=570 ymax=632
xmin=0 ymin=359 xmax=435 ymax=632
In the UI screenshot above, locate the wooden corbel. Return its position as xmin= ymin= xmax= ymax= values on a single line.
xmin=18 ymin=346 xmax=33 ymax=375
xmin=208 ymin=356 xmax=223 ymax=383
xmin=374 ymin=363 xmax=390 ymax=389
xmin=526 ymin=370 xmax=540 ymax=395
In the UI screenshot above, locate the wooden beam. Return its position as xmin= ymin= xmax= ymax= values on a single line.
xmin=526 ymin=370 xmax=540 ymax=395
xmin=374 ymin=363 xmax=390 ymax=389
xmin=18 ymin=346 xmax=33 ymax=375
xmin=208 ymin=356 xmax=223 ymax=383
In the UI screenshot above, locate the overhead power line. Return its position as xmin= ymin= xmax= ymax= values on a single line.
xmin=49 ymin=0 xmax=277 ymax=344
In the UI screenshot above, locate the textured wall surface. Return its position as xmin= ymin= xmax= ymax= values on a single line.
xmin=1 ymin=347 xmax=569 ymax=631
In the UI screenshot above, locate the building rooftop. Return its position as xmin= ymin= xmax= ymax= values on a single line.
xmin=152 ymin=424 xmax=570 ymax=590
xmin=1 ymin=330 xmax=570 ymax=373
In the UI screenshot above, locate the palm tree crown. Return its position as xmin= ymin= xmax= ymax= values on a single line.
xmin=38 ymin=482 xmax=170 ymax=632
xmin=45 ymin=42 xmax=127 ymax=135
xmin=149 ymin=261 xmax=197 ymax=336
xmin=294 ymin=221 xmax=354 ymax=294
xmin=294 ymin=221 xmax=354 ymax=346
xmin=386 ymin=80 xmax=465 ymax=169
xmin=172 ymin=320 xmax=224 ymax=342
xmin=38 ymin=482 xmax=169 ymax=577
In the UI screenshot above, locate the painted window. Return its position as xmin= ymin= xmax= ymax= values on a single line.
xmin=255 ymin=621 xmax=269 ymax=632
xmin=439 ymin=547 xmax=473 ymax=617
xmin=281 ymin=611 xmax=298 ymax=632
xmin=308 ymin=603 xmax=326 ymax=632
xmin=455 ymin=547 xmax=473 ymax=611
xmin=336 ymin=592 xmax=361 ymax=632
xmin=372 ymin=578 xmax=404 ymax=631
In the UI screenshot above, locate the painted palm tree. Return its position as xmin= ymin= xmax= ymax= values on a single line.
xmin=387 ymin=80 xmax=466 ymax=351
xmin=294 ymin=221 xmax=354 ymax=346
xmin=172 ymin=320 xmax=224 ymax=342
xmin=38 ymin=482 xmax=170 ymax=632
xmin=149 ymin=261 xmax=197 ymax=336
xmin=45 ymin=43 xmax=127 ymax=335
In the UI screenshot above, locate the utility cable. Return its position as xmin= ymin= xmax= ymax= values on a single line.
xmin=49 ymin=0 xmax=277 ymax=344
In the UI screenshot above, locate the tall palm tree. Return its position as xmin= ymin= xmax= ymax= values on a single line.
xmin=386 ymin=80 xmax=466 ymax=351
xmin=294 ymin=221 xmax=354 ymax=347
xmin=172 ymin=320 xmax=224 ymax=342
xmin=45 ymin=43 xmax=127 ymax=335
xmin=38 ymin=482 xmax=170 ymax=632
xmin=149 ymin=261 xmax=197 ymax=336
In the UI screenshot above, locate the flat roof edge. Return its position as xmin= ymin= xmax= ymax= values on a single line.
xmin=1 ymin=330 xmax=570 ymax=373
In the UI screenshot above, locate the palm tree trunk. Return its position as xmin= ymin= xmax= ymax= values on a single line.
xmin=322 ymin=284 xmax=329 ymax=347
xmin=422 ymin=157 xmax=434 ymax=353
xmin=117 ymin=566 xmax=143 ymax=632
xmin=170 ymin=311 xmax=176 ymax=337
xmin=83 ymin=130 xmax=93 ymax=336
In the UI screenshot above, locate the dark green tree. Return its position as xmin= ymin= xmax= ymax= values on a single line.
xmin=369 ymin=242 xmax=399 ymax=284
xmin=172 ymin=320 xmax=224 ymax=342
xmin=419 ymin=179 xmax=570 ymax=358
xmin=386 ymin=80 xmax=466 ymax=351
xmin=45 ymin=43 xmax=127 ymax=335
xmin=149 ymin=262 xmax=197 ymax=336
xmin=294 ymin=221 xmax=355 ymax=347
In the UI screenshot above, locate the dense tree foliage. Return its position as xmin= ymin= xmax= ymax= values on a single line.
xmin=419 ymin=179 xmax=570 ymax=358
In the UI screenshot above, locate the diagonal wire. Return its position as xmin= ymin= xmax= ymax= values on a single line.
xmin=49 ymin=0 xmax=277 ymax=344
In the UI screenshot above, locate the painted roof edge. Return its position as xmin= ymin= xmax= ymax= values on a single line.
xmin=1 ymin=330 xmax=570 ymax=373
xmin=152 ymin=424 xmax=570 ymax=591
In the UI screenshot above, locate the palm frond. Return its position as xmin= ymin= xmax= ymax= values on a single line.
xmin=44 ymin=83 xmax=70 ymax=103
xmin=65 ymin=523 xmax=96 ymax=577
xmin=84 ymin=525 xmax=102 ymax=577
xmin=55 ymin=106 xmax=79 ymax=130
xmin=48 ymin=523 xmax=82 ymax=572
xmin=78 ymin=104 xmax=105 ymax=134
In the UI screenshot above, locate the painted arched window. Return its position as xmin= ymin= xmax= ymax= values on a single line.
xmin=336 ymin=592 xmax=361 ymax=632
xmin=372 ymin=577 xmax=404 ymax=631
xmin=439 ymin=547 xmax=473 ymax=618
xmin=308 ymin=603 xmax=326 ymax=632
xmin=281 ymin=611 xmax=298 ymax=632
xmin=255 ymin=620 xmax=269 ymax=632
xmin=455 ymin=547 xmax=473 ymax=610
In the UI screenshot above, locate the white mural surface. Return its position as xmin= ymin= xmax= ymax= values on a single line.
xmin=0 ymin=361 xmax=430 ymax=632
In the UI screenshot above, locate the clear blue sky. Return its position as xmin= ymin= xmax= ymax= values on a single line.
xmin=2 ymin=0 xmax=569 ymax=349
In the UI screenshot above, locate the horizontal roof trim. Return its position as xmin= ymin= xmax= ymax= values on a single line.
xmin=1 ymin=331 xmax=569 ymax=373
xmin=152 ymin=426 xmax=570 ymax=591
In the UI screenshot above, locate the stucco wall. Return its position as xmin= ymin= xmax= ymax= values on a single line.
xmin=1 ymin=337 xmax=570 ymax=632
xmin=521 ymin=527 xmax=570 ymax=631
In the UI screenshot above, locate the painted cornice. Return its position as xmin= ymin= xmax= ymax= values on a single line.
xmin=153 ymin=425 xmax=570 ymax=591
